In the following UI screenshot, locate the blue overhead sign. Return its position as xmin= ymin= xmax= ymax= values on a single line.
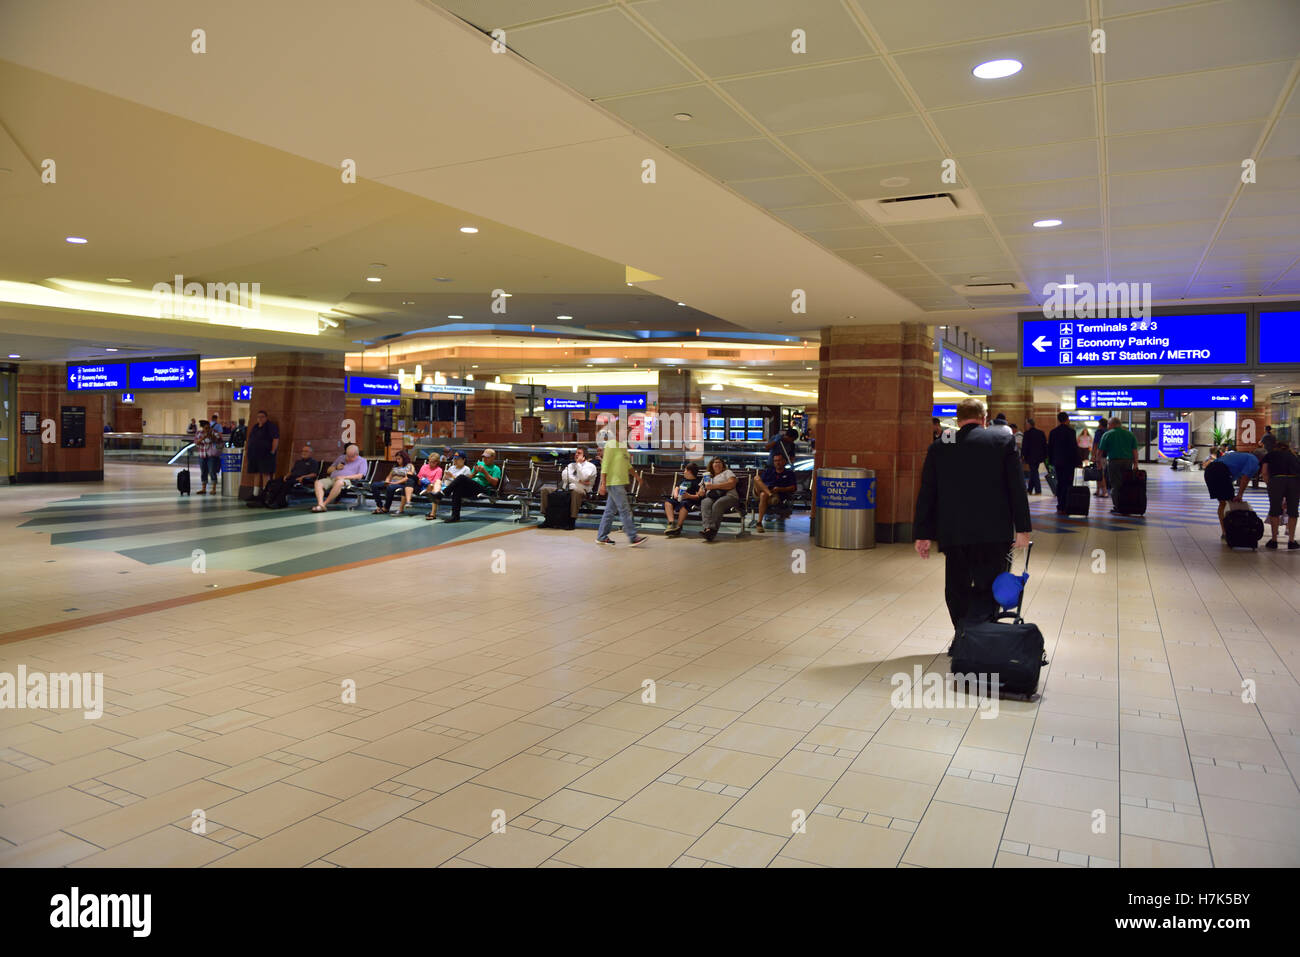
xmin=1258 ymin=311 xmax=1300 ymax=365
xmin=932 ymin=404 xmax=958 ymax=417
xmin=233 ymin=385 xmax=252 ymax=402
xmin=544 ymin=397 xmax=586 ymax=410
xmin=66 ymin=361 xmax=129 ymax=391
xmin=361 ymin=397 xmax=400 ymax=406
xmin=1021 ymin=313 xmax=1247 ymax=370
xmin=545 ymin=393 xmax=647 ymax=411
xmin=1157 ymin=421 xmax=1191 ymax=458
xmin=939 ymin=346 xmax=960 ymax=384
xmin=1075 ymin=387 xmax=1161 ymax=410
xmin=978 ymin=364 xmax=992 ymax=391
xmin=346 ymin=375 xmax=401 ymax=397
xmin=129 ymin=356 xmax=200 ymax=391
xmin=1161 ymin=386 xmax=1253 ymax=410
xmin=962 ymin=357 xmax=978 ymax=388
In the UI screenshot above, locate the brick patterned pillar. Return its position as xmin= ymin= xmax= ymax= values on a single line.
xmin=467 ymin=390 xmax=514 ymax=440
xmin=15 ymin=364 xmax=104 ymax=482
xmin=656 ymin=369 xmax=703 ymax=454
xmin=815 ymin=323 xmax=931 ymax=543
xmin=247 ymin=352 xmax=347 ymax=499
xmin=988 ymin=359 xmax=1033 ymax=429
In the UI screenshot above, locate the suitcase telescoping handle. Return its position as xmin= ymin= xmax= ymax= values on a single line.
xmin=1001 ymin=539 xmax=1033 ymax=623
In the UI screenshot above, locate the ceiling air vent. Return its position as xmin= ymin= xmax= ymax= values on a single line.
xmin=954 ymin=281 xmax=1030 ymax=296
xmin=857 ymin=188 xmax=984 ymax=224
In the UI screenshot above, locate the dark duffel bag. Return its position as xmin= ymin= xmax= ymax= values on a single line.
xmin=1224 ymin=505 xmax=1264 ymax=550
xmin=1082 ymin=464 xmax=1101 ymax=482
xmin=539 ymin=486 xmax=576 ymax=529
xmin=177 ymin=468 xmax=191 ymax=495
xmin=262 ymin=477 xmax=290 ymax=509
xmin=951 ymin=613 xmax=1047 ymax=700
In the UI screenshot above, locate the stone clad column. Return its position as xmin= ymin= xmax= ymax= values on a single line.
xmin=656 ymin=368 xmax=702 ymax=455
xmin=248 ymin=352 xmax=347 ymax=498
xmin=467 ymin=390 xmax=514 ymax=442
xmin=988 ymin=359 xmax=1033 ymax=428
xmin=815 ymin=323 xmax=931 ymax=543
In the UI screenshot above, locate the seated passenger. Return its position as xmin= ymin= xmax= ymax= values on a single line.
xmin=371 ymin=449 xmax=417 ymax=515
xmin=662 ymin=462 xmax=703 ymax=537
xmin=286 ymin=444 xmax=321 ymax=492
xmin=541 ymin=447 xmax=597 ymax=525
xmin=754 ymin=454 xmax=797 ymax=532
xmin=439 ymin=449 xmax=500 ymax=523
xmin=698 ymin=456 xmax=739 ymax=542
xmin=312 ymin=444 xmax=367 ymax=512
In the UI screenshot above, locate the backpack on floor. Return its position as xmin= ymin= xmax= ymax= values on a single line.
xmin=262 ymin=477 xmax=289 ymax=509
xmin=1224 ymin=504 xmax=1264 ymax=550
xmin=540 ymin=486 xmax=576 ymax=529
xmin=176 ymin=468 xmax=191 ymax=495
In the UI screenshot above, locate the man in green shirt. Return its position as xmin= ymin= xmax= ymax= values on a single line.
xmin=442 ymin=448 xmax=501 ymax=522
xmin=595 ymin=436 xmax=646 ymax=547
xmin=1098 ymin=417 xmax=1138 ymax=511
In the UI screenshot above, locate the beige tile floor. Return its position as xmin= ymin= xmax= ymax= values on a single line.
xmin=1 ymin=468 xmax=1299 ymax=867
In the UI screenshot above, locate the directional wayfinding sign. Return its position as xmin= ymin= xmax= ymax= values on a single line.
xmin=1157 ymin=421 xmax=1191 ymax=458
xmin=1161 ymin=387 xmax=1254 ymax=410
xmin=1021 ymin=313 xmax=1247 ymax=371
xmin=129 ymin=356 xmax=200 ymax=391
xmin=66 ymin=361 xmax=129 ymax=391
xmin=1075 ymin=387 xmax=1160 ymax=410
xmin=346 ymin=375 xmax=401 ymax=397
xmin=1258 ymin=311 xmax=1300 ymax=365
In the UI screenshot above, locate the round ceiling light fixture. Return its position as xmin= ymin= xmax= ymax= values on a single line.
xmin=973 ymin=59 xmax=1023 ymax=79
xmin=459 ymin=226 xmax=478 ymax=234
xmin=880 ymin=176 xmax=911 ymax=188
xmin=673 ymin=112 xmax=693 ymax=122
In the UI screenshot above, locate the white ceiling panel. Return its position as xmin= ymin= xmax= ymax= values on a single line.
xmin=1107 ymin=123 xmax=1263 ymax=175
xmin=1005 ymin=229 xmax=1105 ymax=254
xmin=601 ymin=85 xmax=759 ymax=147
xmin=508 ymin=8 xmax=695 ymax=98
xmin=804 ymin=225 xmax=890 ymax=248
xmin=907 ymin=236 xmax=1010 ymax=260
xmin=978 ymin=177 xmax=1101 ymax=215
xmin=438 ymin=1 xmax=612 ymax=29
xmin=633 ymin=0 xmax=874 ymax=77
xmin=719 ymin=58 xmax=911 ymax=133
xmin=924 ymin=255 xmax=1021 ymax=273
xmin=932 ymin=89 xmax=1096 ymax=153
xmin=854 ymin=0 xmax=1085 ymax=50
xmin=892 ymin=27 xmax=1094 ymax=110
xmin=1108 ymin=164 xmax=1239 ymax=205
xmin=1108 ymin=198 xmax=1229 ymax=227
xmin=772 ymin=203 xmax=870 ymax=230
xmin=957 ymin=140 xmax=1100 ymax=190
xmin=781 ymin=114 xmax=942 ymax=170
xmin=860 ymin=260 xmax=936 ymax=279
xmin=1111 ymin=222 xmax=1219 ymax=247
xmin=673 ymin=138 xmax=803 ymax=180
xmin=1232 ymin=188 xmax=1300 ymax=218
xmin=1218 ymin=214 xmax=1300 ymax=241
xmin=885 ymin=219 xmax=995 ymax=243
xmin=1102 ymin=0 xmax=1300 ymax=83
xmin=1261 ymin=114 xmax=1300 ymax=157
xmin=730 ymin=175 xmax=841 ymax=208
xmin=993 ymin=209 xmax=1104 ymax=234
xmin=824 ymin=159 xmax=959 ymax=199
xmin=1104 ymin=61 xmax=1294 ymax=134
xmin=837 ymin=245 xmax=920 ymax=264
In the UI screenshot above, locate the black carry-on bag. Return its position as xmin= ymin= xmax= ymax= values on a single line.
xmin=176 ymin=468 xmax=191 ymax=495
xmin=949 ymin=543 xmax=1048 ymax=701
xmin=1223 ymin=502 xmax=1264 ymax=550
xmin=540 ymin=486 xmax=576 ymax=529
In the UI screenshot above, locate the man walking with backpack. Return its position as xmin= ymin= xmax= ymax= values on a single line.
xmin=914 ymin=398 xmax=1032 ymax=649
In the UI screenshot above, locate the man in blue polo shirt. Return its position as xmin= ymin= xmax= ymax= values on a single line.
xmin=1204 ymin=449 xmax=1260 ymax=541
xmin=754 ymin=453 xmax=797 ymax=532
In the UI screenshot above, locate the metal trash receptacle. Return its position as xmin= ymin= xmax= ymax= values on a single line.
xmin=220 ymin=450 xmax=243 ymax=497
xmin=814 ymin=467 xmax=875 ymax=549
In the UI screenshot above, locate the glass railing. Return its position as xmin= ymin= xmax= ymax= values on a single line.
xmin=102 ymin=432 xmax=237 ymax=465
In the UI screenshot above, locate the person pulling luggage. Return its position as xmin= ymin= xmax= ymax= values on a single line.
xmin=913 ymin=398 xmax=1032 ymax=651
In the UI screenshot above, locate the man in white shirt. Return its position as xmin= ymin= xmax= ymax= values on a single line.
xmin=541 ymin=447 xmax=598 ymax=523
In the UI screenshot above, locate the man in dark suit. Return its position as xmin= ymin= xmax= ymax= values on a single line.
xmin=1020 ymin=418 xmax=1047 ymax=495
xmin=1047 ymin=411 xmax=1078 ymax=513
xmin=914 ymin=398 xmax=1032 ymax=646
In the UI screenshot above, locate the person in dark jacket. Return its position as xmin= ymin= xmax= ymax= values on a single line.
xmin=1021 ymin=418 xmax=1047 ymax=495
xmin=1047 ymin=411 xmax=1078 ymax=513
xmin=914 ymin=398 xmax=1032 ymax=647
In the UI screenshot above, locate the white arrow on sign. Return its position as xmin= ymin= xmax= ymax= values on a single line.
xmin=1240 ymin=394 xmax=1247 ymax=402
xmin=1079 ymin=394 xmax=1089 ymax=404
xmin=1032 ymin=335 xmax=1052 ymax=352
xmin=186 ymin=368 xmax=194 ymax=378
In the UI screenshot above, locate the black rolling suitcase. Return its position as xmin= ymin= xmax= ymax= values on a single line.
xmin=176 ymin=468 xmax=191 ymax=495
xmin=540 ymin=487 xmax=576 ymax=529
xmin=949 ymin=544 xmax=1048 ymax=700
xmin=1045 ymin=466 xmax=1058 ymax=496
xmin=1066 ymin=483 xmax=1090 ymax=516
xmin=1223 ymin=504 xmax=1264 ymax=549
xmin=1114 ymin=466 xmax=1147 ymax=515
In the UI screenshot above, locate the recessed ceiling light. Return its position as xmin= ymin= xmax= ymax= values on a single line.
xmin=1033 ymin=219 xmax=1062 ymax=228
xmin=447 ymin=314 xmax=464 ymax=319
xmin=472 ymin=365 xmax=479 ymax=369
xmin=106 ymin=277 xmax=131 ymax=283
xmin=459 ymin=226 xmax=478 ymax=234
xmin=433 ymin=277 xmax=454 ymax=282
xmin=65 ymin=236 xmax=88 ymax=244
xmin=871 ymin=253 xmax=886 ymax=260
xmin=7 ymin=354 xmax=19 ymax=359
xmin=880 ymin=176 xmax=910 ymax=188
xmin=676 ymin=302 xmax=686 ymax=306
xmin=973 ymin=59 xmax=1022 ymax=79
xmin=673 ymin=112 xmax=693 ymax=122
xmin=366 ymin=276 xmax=381 ymax=282
xmin=401 ymin=300 xmax=415 ymax=305
xmin=104 ymin=348 xmax=118 ymax=352
xmin=556 ymin=315 xmax=572 ymax=320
